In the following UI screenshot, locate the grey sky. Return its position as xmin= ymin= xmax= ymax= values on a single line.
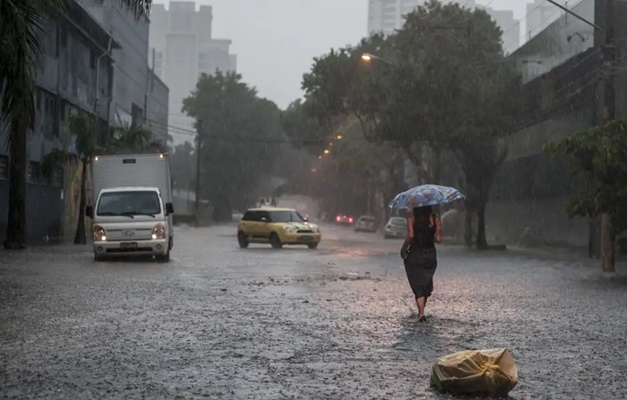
xmin=155 ymin=1 xmax=541 ymax=109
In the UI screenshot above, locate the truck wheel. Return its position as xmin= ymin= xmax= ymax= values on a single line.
xmin=157 ymin=251 xmax=170 ymax=262
xmin=270 ymin=233 xmax=283 ymax=249
xmin=307 ymin=242 xmax=318 ymax=250
xmin=238 ymin=232 xmax=249 ymax=248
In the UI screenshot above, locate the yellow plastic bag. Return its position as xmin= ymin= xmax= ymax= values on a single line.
xmin=430 ymin=348 xmax=518 ymax=397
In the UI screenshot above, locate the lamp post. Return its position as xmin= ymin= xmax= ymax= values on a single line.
xmin=361 ymin=52 xmax=394 ymax=65
xmin=195 ymin=119 xmax=203 ymax=226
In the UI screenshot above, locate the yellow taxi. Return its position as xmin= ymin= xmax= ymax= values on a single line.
xmin=237 ymin=208 xmax=321 ymax=249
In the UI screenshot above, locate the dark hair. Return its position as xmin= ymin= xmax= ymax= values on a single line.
xmin=413 ymin=205 xmax=433 ymax=220
xmin=414 ymin=206 xmax=433 ymax=226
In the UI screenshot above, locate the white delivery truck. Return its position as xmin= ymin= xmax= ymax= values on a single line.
xmin=86 ymin=153 xmax=174 ymax=261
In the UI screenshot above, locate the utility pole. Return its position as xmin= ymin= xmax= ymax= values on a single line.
xmin=195 ymin=119 xmax=203 ymax=227
xmin=600 ymin=0 xmax=616 ymax=273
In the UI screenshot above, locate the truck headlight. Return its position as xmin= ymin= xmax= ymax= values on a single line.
xmin=152 ymin=223 xmax=166 ymax=239
xmin=93 ymin=225 xmax=107 ymax=241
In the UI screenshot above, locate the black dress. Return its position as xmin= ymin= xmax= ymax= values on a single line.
xmin=403 ymin=215 xmax=438 ymax=300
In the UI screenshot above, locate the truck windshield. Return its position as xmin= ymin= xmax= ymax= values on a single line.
xmin=97 ymin=191 xmax=161 ymax=217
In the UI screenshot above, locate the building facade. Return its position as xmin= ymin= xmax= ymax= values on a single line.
xmin=149 ymin=2 xmax=237 ymax=146
xmin=78 ymin=0 xmax=169 ymax=145
xmin=0 ymin=1 xmax=116 ymax=243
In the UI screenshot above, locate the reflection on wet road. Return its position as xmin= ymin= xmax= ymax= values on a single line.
xmin=1 ymin=223 xmax=626 ymax=399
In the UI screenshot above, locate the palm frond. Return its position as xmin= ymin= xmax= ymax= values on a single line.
xmin=41 ymin=148 xmax=79 ymax=179
xmin=118 ymin=0 xmax=152 ymax=19
xmin=0 ymin=0 xmax=45 ymax=148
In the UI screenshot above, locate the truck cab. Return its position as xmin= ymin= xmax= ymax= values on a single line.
xmin=86 ymin=186 xmax=173 ymax=261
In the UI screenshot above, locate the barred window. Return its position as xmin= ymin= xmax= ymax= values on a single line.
xmin=0 ymin=155 xmax=8 ymax=180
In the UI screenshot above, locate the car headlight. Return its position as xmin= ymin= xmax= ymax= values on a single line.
xmin=152 ymin=223 xmax=166 ymax=239
xmin=93 ymin=225 xmax=107 ymax=241
xmin=312 ymin=225 xmax=320 ymax=233
xmin=284 ymin=225 xmax=296 ymax=233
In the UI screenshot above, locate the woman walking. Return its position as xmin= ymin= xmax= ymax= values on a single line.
xmin=400 ymin=202 xmax=442 ymax=322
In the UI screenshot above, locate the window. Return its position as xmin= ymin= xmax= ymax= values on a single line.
xmin=0 ymin=155 xmax=8 ymax=180
xmin=268 ymin=211 xmax=305 ymax=223
xmin=28 ymin=162 xmax=43 ymax=184
xmin=97 ymin=191 xmax=162 ymax=216
xmin=131 ymin=103 xmax=144 ymax=127
xmin=52 ymin=168 xmax=63 ymax=187
xmin=242 ymin=211 xmax=258 ymax=221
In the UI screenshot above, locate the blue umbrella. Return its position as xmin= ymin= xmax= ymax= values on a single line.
xmin=389 ymin=184 xmax=465 ymax=209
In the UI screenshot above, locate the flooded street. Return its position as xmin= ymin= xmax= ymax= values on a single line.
xmin=1 ymin=224 xmax=626 ymax=399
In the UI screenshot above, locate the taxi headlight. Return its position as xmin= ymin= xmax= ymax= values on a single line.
xmin=152 ymin=223 xmax=166 ymax=239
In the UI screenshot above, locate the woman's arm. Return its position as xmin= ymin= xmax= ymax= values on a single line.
xmin=434 ymin=215 xmax=443 ymax=243
xmin=401 ymin=214 xmax=414 ymax=258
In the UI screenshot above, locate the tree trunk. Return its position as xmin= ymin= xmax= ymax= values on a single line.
xmin=464 ymin=200 xmax=473 ymax=248
xmin=600 ymin=212 xmax=615 ymax=273
xmin=212 ymin=196 xmax=232 ymax=222
xmin=4 ymin=130 xmax=28 ymax=249
xmin=74 ymin=161 xmax=87 ymax=245
xmin=432 ymin=147 xmax=442 ymax=184
xmin=475 ymin=196 xmax=488 ymax=250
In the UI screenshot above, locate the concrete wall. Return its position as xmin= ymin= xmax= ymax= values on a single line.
xmin=485 ymin=0 xmax=614 ymax=249
xmin=510 ymin=0 xmax=594 ymax=84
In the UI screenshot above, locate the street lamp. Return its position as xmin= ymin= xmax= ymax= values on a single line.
xmin=361 ymin=52 xmax=393 ymax=65
xmin=324 ymin=149 xmax=330 ymax=155
xmin=336 ymin=135 xmax=343 ymax=140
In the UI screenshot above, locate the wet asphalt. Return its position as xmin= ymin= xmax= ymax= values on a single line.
xmin=1 ymin=223 xmax=626 ymax=400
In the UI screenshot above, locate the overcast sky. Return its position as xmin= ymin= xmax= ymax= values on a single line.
xmin=154 ymin=1 xmax=543 ymax=109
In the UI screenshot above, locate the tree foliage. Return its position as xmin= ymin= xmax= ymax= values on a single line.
xmin=171 ymin=142 xmax=195 ymax=190
xmin=182 ymin=71 xmax=285 ymax=221
xmin=297 ymin=1 xmax=523 ymax=248
xmin=544 ymin=120 xmax=627 ymax=236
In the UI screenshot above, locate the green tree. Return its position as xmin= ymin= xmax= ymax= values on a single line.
xmin=43 ymin=113 xmax=161 ymax=244
xmin=171 ymin=141 xmax=196 ymax=190
xmin=182 ymin=71 xmax=284 ymax=221
xmin=300 ymin=1 xmax=522 ymax=249
xmin=0 ymin=0 xmax=151 ymax=249
xmin=544 ymin=120 xmax=627 ymax=273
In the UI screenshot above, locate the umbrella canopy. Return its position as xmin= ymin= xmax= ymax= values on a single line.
xmin=389 ymin=184 xmax=465 ymax=209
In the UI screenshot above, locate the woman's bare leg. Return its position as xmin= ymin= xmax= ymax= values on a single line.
xmin=416 ymin=296 xmax=426 ymax=318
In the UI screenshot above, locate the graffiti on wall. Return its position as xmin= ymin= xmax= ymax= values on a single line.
xmin=63 ymin=162 xmax=91 ymax=239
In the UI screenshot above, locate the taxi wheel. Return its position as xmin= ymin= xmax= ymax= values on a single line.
xmin=270 ymin=233 xmax=283 ymax=249
xmin=238 ymin=232 xmax=249 ymax=248
xmin=307 ymin=242 xmax=318 ymax=250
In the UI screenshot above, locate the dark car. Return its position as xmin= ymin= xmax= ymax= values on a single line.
xmin=335 ymin=213 xmax=355 ymax=225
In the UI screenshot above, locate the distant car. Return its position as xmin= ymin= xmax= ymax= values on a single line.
xmin=354 ymin=216 xmax=377 ymax=232
xmin=383 ymin=217 xmax=407 ymax=239
xmin=232 ymin=209 xmax=244 ymax=221
xmin=237 ymin=208 xmax=321 ymax=249
xmin=335 ymin=213 xmax=355 ymax=225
